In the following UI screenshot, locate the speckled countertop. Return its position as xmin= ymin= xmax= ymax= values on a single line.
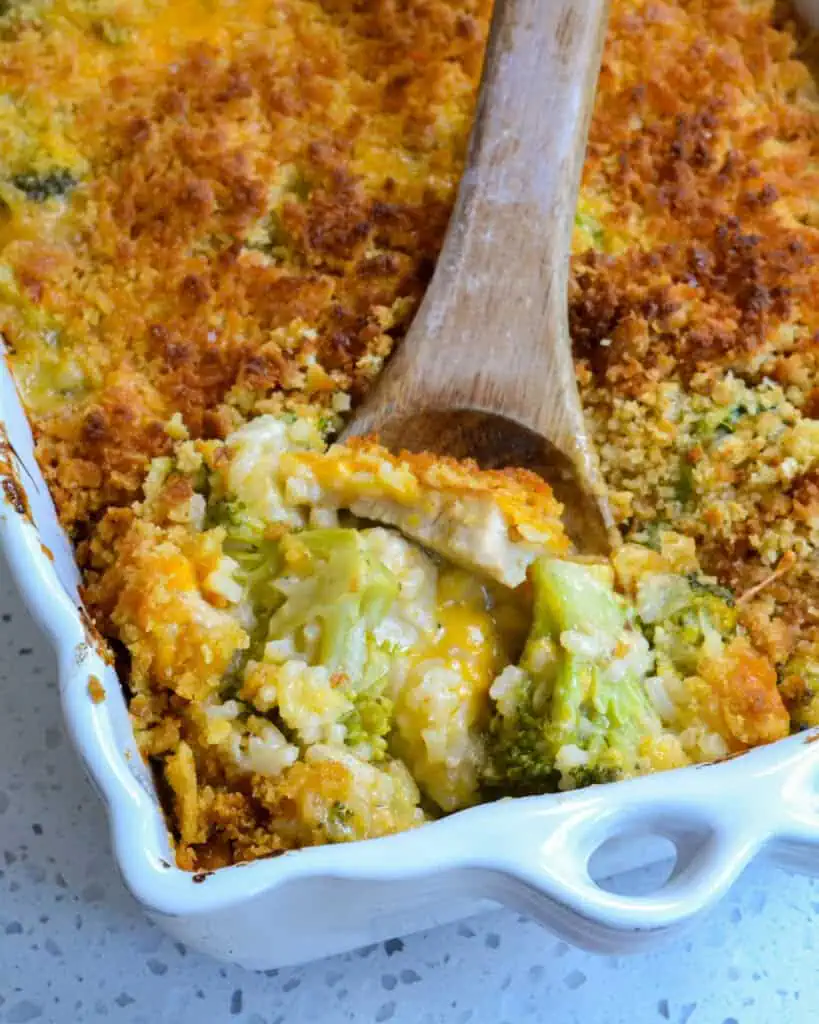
xmin=2 ymin=558 xmax=819 ymax=1024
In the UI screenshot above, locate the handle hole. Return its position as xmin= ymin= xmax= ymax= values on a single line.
xmin=587 ymin=832 xmax=679 ymax=897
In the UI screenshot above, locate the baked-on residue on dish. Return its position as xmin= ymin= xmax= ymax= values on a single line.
xmin=0 ymin=0 xmax=816 ymax=869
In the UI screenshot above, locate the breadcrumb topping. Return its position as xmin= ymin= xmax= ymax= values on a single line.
xmin=0 ymin=0 xmax=491 ymax=532
xmin=573 ymin=0 xmax=819 ymax=716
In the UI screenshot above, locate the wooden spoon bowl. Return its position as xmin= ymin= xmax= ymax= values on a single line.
xmin=343 ymin=0 xmax=614 ymax=553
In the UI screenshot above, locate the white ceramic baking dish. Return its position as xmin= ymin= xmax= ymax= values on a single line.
xmin=4 ymin=356 xmax=819 ymax=969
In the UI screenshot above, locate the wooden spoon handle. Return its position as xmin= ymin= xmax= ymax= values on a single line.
xmin=348 ymin=0 xmax=610 ymax=468
xmin=794 ymin=0 xmax=819 ymax=27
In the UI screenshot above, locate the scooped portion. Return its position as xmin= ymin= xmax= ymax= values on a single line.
xmin=276 ymin=439 xmax=571 ymax=587
xmin=85 ymin=414 xmax=789 ymax=870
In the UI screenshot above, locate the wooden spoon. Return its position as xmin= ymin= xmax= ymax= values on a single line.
xmin=343 ymin=0 xmax=614 ymax=553
xmin=794 ymin=0 xmax=819 ymax=27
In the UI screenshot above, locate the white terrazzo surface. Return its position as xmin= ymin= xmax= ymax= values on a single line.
xmin=2 ymin=556 xmax=819 ymax=1024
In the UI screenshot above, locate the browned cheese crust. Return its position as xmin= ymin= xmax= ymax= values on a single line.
xmin=572 ymin=0 xmax=819 ymax=696
xmin=0 ymin=0 xmax=491 ymax=538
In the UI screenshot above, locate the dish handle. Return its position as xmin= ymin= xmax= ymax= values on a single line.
xmin=473 ymin=735 xmax=819 ymax=952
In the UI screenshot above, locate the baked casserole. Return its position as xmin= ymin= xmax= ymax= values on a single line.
xmin=0 ymin=0 xmax=816 ymax=871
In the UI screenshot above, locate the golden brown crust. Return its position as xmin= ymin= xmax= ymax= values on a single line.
xmin=328 ymin=436 xmax=568 ymax=531
xmin=699 ymin=636 xmax=790 ymax=747
xmin=573 ymin=0 xmax=819 ymax=392
xmin=1 ymin=0 xmax=492 ymax=534
xmin=87 ymin=519 xmax=249 ymax=702
xmin=573 ymin=0 xmax=819 ymax=700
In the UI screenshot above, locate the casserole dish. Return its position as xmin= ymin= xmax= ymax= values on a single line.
xmin=4 ymin=358 xmax=819 ymax=968
xmin=4 ymin=0 xmax=818 ymax=966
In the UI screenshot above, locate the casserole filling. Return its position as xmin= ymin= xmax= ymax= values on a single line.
xmin=84 ymin=416 xmax=787 ymax=866
xmin=0 ymin=0 xmax=817 ymax=869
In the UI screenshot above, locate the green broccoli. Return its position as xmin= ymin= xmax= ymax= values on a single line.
xmin=327 ymin=800 xmax=354 ymax=833
xmin=342 ymin=690 xmax=393 ymax=761
xmin=633 ymin=521 xmax=673 ymax=552
xmin=251 ymin=529 xmax=402 ymax=758
xmin=484 ymin=558 xmax=666 ymax=793
xmin=777 ymin=655 xmax=819 ymax=731
xmin=696 ymin=402 xmax=751 ymax=441
xmin=207 ymin=498 xmax=282 ymax=612
xmin=638 ymin=571 xmax=737 ymax=675
xmin=676 ymin=457 xmax=696 ymax=506
xmin=685 ymin=573 xmax=735 ymax=606
xmin=482 ymin=667 xmax=559 ymax=794
xmin=244 ymin=211 xmax=291 ymax=259
xmin=267 ymin=529 xmax=399 ymax=690
xmin=12 ymin=169 xmax=76 ymax=202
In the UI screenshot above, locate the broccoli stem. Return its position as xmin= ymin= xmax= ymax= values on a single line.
xmin=268 ymin=529 xmax=399 ymax=690
xmin=534 ymin=558 xmax=625 ymax=637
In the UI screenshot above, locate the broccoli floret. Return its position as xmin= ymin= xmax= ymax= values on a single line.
xmin=696 ymin=401 xmax=752 ymax=441
xmin=268 ymin=529 xmax=399 ymax=690
xmin=638 ymin=572 xmax=737 ymax=675
xmin=342 ymin=690 xmax=393 ymax=761
xmin=12 ymin=169 xmax=76 ymax=202
xmin=536 ymin=558 xmax=625 ymax=637
xmin=190 ymin=462 xmax=210 ymax=497
xmin=676 ymin=457 xmax=696 ymax=506
xmin=482 ymin=667 xmax=559 ymax=793
xmin=685 ymin=573 xmax=735 ymax=606
xmin=778 ymin=655 xmax=819 ymax=731
xmin=327 ymin=800 xmax=354 ymax=833
xmin=484 ymin=558 xmax=665 ymax=793
xmin=252 ymin=529 xmax=401 ymax=757
xmin=244 ymin=211 xmax=291 ymax=259
xmin=317 ymin=412 xmax=336 ymax=439
xmin=207 ymin=497 xmax=265 ymax=543
xmin=207 ymin=498 xmax=282 ymax=611
xmin=634 ymin=521 xmax=673 ymax=553
xmin=569 ymin=764 xmax=620 ymax=788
